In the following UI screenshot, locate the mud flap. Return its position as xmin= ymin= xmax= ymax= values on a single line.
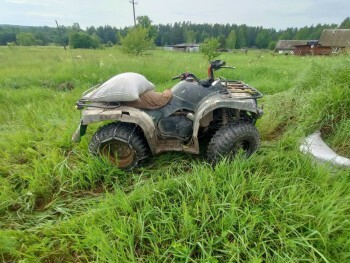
xmin=72 ymin=122 xmax=87 ymax=143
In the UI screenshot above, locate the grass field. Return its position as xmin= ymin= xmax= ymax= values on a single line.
xmin=0 ymin=46 xmax=349 ymax=262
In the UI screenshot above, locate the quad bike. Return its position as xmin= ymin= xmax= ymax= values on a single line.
xmin=72 ymin=60 xmax=264 ymax=170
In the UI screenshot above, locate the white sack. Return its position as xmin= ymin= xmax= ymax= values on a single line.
xmin=83 ymin=72 xmax=155 ymax=102
xmin=300 ymin=131 xmax=350 ymax=168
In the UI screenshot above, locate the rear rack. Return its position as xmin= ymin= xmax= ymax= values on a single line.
xmin=75 ymin=84 xmax=121 ymax=110
xmin=222 ymin=80 xmax=263 ymax=99
xmin=75 ymin=99 xmax=120 ymax=110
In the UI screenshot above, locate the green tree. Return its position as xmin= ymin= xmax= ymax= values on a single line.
xmin=172 ymin=22 xmax=184 ymax=44
xmin=16 ymin=32 xmax=37 ymax=46
xmin=70 ymin=22 xmax=81 ymax=32
xmin=200 ymin=38 xmax=220 ymax=62
xmin=156 ymin=24 xmax=172 ymax=45
xmin=339 ymin=17 xmax=350 ymax=29
xmin=236 ymin=28 xmax=247 ymax=48
xmin=268 ymin=40 xmax=277 ymax=50
xmin=0 ymin=32 xmax=16 ymax=45
xmin=91 ymin=33 xmax=101 ymax=46
xmin=69 ymin=32 xmax=99 ymax=49
xmin=278 ymin=31 xmax=291 ymax=40
xmin=86 ymin=26 xmax=96 ymax=36
xmin=35 ymin=32 xmax=49 ymax=45
xmin=225 ymin=30 xmax=237 ymax=49
xmin=137 ymin=15 xmax=152 ymax=28
xmin=94 ymin=25 xmax=118 ymax=44
xmin=294 ymin=26 xmax=310 ymax=40
xmin=256 ymin=30 xmax=271 ymax=49
xmin=137 ymin=15 xmax=157 ymax=40
xmin=200 ymin=32 xmax=210 ymax=43
xmin=217 ymin=35 xmax=226 ymax=49
xmin=184 ymin=29 xmax=196 ymax=43
xmin=120 ymin=26 xmax=155 ymax=55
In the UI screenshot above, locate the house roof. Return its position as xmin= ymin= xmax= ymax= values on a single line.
xmin=294 ymin=40 xmax=319 ymax=47
xmin=319 ymin=29 xmax=350 ymax=47
xmin=275 ymin=40 xmax=311 ymax=50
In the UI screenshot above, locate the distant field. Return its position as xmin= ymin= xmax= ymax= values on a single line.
xmin=0 ymin=46 xmax=349 ymax=262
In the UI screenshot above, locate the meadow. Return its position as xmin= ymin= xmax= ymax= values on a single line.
xmin=0 ymin=46 xmax=349 ymax=262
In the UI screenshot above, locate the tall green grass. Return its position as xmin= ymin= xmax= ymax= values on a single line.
xmin=0 ymin=46 xmax=349 ymax=262
xmin=259 ymin=55 xmax=350 ymax=155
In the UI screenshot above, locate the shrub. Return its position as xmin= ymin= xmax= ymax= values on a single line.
xmin=120 ymin=26 xmax=155 ymax=55
xmin=69 ymin=32 xmax=100 ymax=49
xmin=16 ymin=32 xmax=37 ymax=46
xmin=200 ymin=38 xmax=220 ymax=62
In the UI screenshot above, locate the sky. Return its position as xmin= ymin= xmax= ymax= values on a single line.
xmin=1 ymin=0 xmax=349 ymax=30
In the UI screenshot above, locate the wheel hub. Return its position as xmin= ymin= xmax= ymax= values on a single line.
xmin=101 ymin=140 xmax=135 ymax=168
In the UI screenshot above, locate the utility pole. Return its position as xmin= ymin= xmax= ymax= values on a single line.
xmin=55 ymin=20 xmax=66 ymax=50
xmin=129 ymin=0 xmax=137 ymax=26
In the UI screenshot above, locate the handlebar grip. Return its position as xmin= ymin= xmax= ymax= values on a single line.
xmin=221 ymin=66 xmax=236 ymax=69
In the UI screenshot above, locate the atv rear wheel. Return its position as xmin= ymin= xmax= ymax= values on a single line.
xmin=89 ymin=122 xmax=150 ymax=171
xmin=207 ymin=122 xmax=259 ymax=165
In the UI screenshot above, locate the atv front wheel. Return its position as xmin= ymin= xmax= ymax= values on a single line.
xmin=89 ymin=122 xmax=150 ymax=171
xmin=207 ymin=122 xmax=259 ymax=165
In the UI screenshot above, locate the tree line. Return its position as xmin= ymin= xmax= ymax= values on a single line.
xmin=1 ymin=16 xmax=349 ymax=49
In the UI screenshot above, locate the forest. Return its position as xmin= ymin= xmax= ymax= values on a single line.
xmin=1 ymin=16 xmax=350 ymax=49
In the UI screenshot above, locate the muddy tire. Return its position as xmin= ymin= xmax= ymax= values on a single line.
xmin=89 ymin=122 xmax=150 ymax=171
xmin=207 ymin=122 xmax=259 ymax=165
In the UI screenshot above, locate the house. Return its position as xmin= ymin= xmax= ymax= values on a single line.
xmin=275 ymin=40 xmax=310 ymax=54
xmin=294 ymin=40 xmax=332 ymax=56
xmin=172 ymin=43 xmax=199 ymax=52
xmin=318 ymin=29 xmax=350 ymax=53
xmin=294 ymin=44 xmax=332 ymax=56
xmin=276 ymin=39 xmax=332 ymax=56
xmin=163 ymin=45 xmax=174 ymax=51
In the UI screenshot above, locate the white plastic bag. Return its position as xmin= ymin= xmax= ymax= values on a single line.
xmin=83 ymin=72 xmax=155 ymax=102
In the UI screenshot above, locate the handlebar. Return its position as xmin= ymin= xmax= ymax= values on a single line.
xmin=208 ymin=60 xmax=235 ymax=80
xmin=171 ymin=75 xmax=182 ymax=80
xmin=172 ymin=72 xmax=201 ymax=82
xmin=172 ymin=60 xmax=235 ymax=84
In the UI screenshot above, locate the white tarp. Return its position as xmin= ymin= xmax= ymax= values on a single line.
xmin=83 ymin=72 xmax=155 ymax=102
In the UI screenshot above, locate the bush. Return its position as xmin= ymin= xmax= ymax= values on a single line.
xmin=200 ymin=38 xmax=220 ymax=62
xmin=16 ymin=32 xmax=37 ymax=46
xmin=120 ymin=26 xmax=155 ymax=55
xmin=69 ymin=32 xmax=100 ymax=49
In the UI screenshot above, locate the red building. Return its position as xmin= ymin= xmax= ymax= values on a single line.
xmin=294 ymin=42 xmax=332 ymax=56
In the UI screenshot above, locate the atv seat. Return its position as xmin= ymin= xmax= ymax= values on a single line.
xmin=123 ymin=89 xmax=173 ymax=110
